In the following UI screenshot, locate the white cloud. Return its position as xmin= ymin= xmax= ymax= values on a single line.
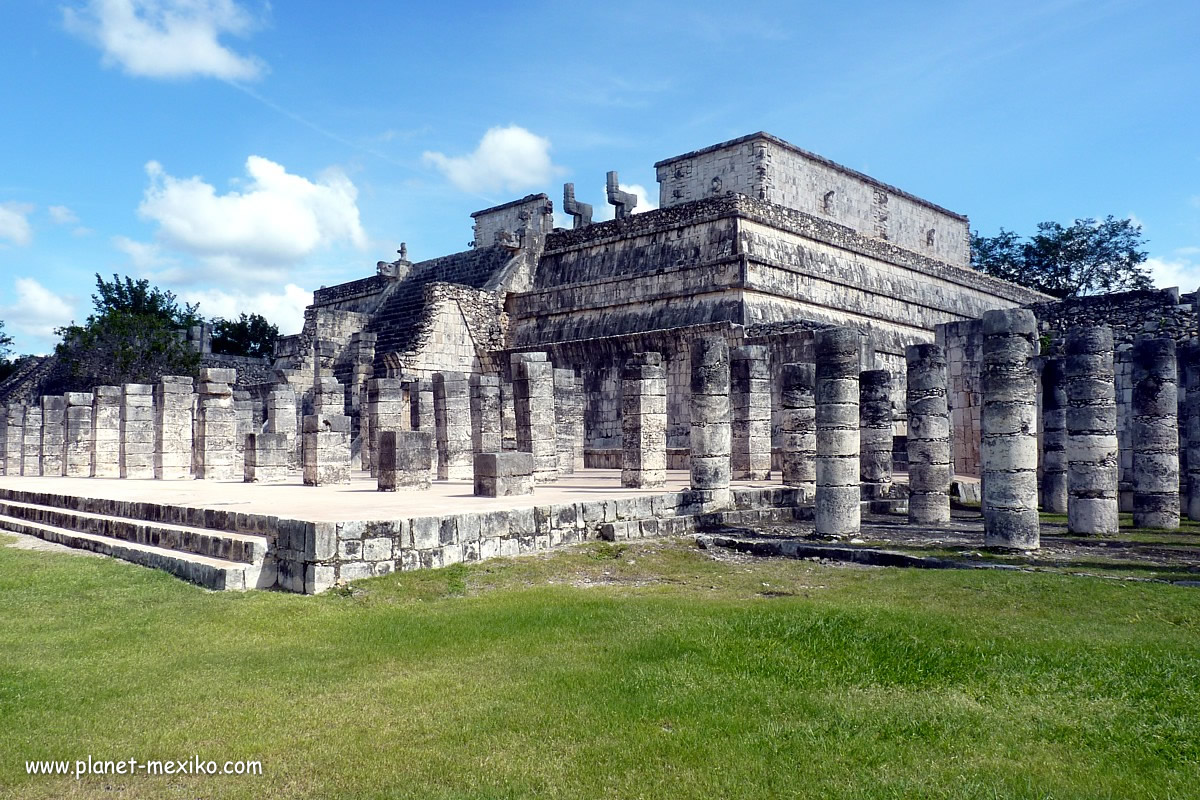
xmin=592 ymin=183 xmax=659 ymax=222
xmin=64 ymin=0 xmax=264 ymax=81
xmin=113 ymin=235 xmax=170 ymax=270
xmin=0 ymin=203 xmax=34 ymax=246
xmin=177 ymin=283 xmax=311 ymax=336
xmin=423 ymin=126 xmax=563 ymax=193
xmin=1146 ymin=254 xmax=1200 ymax=293
xmin=1 ymin=278 xmax=76 ymax=340
xmin=136 ymin=156 xmax=367 ymax=280
xmin=48 ymin=205 xmax=79 ymax=225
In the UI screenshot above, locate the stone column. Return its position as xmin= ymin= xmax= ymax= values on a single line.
xmin=905 ymin=344 xmax=951 ymax=525
xmin=1131 ymin=337 xmax=1180 ymax=529
xmin=859 ymin=369 xmax=893 ymax=499
xmin=377 ymin=430 xmax=433 ymax=491
xmin=690 ymin=335 xmax=732 ymax=510
xmin=433 ymin=371 xmax=473 ymax=480
xmin=621 ymin=352 xmax=667 ymax=489
xmin=90 ymin=387 xmax=121 ymax=478
xmin=234 ymin=389 xmax=254 ymax=472
xmin=40 ymin=396 xmax=65 ymax=477
xmin=1039 ymin=357 xmax=1068 ymax=513
xmin=265 ymin=384 xmax=298 ymax=471
xmin=500 ymin=379 xmax=517 ymax=451
xmin=512 ymin=352 xmax=558 ymax=483
xmin=780 ymin=363 xmax=816 ymax=496
xmin=244 ymin=432 xmax=289 ymax=483
xmin=554 ymin=367 xmax=584 ymax=475
xmin=155 ymin=376 xmax=193 ymax=480
xmin=473 ymin=451 xmax=535 ymax=497
xmin=469 ymin=374 xmax=502 ymax=454
xmin=1182 ymin=339 xmax=1200 ymax=522
xmin=303 ymin=377 xmax=352 ymax=486
xmin=981 ymin=308 xmax=1040 ymax=550
xmin=63 ymin=392 xmax=93 ymax=477
xmin=0 ymin=404 xmax=6 ymax=476
xmin=731 ymin=345 xmax=772 ymax=480
xmin=1065 ymin=326 xmax=1119 ymax=535
xmin=815 ymin=327 xmax=861 ymax=537
xmin=22 ymin=404 xmax=41 ymax=476
xmin=119 ymin=384 xmax=154 ymax=479
xmin=3 ymin=404 xmax=23 ymax=476
xmin=196 ymin=368 xmax=238 ymax=480
xmin=366 ymin=378 xmax=404 ymax=476
xmin=410 ymin=378 xmax=439 ymax=479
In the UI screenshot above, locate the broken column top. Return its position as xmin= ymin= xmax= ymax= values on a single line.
xmin=200 ymin=367 xmax=237 ymax=384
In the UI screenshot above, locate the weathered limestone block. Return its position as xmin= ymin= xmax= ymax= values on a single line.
xmin=234 ymin=389 xmax=254 ymax=468
xmin=859 ymin=369 xmax=893 ymax=499
xmin=780 ymin=362 xmax=816 ymax=495
xmin=473 ymin=451 xmax=535 ymax=497
xmin=303 ymin=377 xmax=351 ymax=486
xmin=905 ymin=344 xmax=951 ymax=525
xmin=244 ymin=432 xmax=289 ymax=483
xmin=731 ymin=345 xmax=772 ymax=480
xmin=155 ymin=375 xmax=193 ymax=480
xmin=90 ymin=387 xmax=121 ymax=478
xmin=433 ymin=371 xmax=473 ymax=480
xmin=366 ymin=377 xmax=404 ymax=476
xmin=120 ymin=384 xmax=154 ymax=479
xmin=690 ymin=335 xmax=731 ymax=510
xmin=4 ymin=404 xmax=24 ymax=476
xmin=512 ymin=352 xmax=558 ymax=483
xmin=1182 ymin=339 xmax=1200 ymax=522
xmin=815 ymin=327 xmax=861 ymax=537
xmin=40 ymin=396 xmax=65 ymax=477
xmin=621 ymin=352 xmax=667 ymax=489
xmin=500 ymin=379 xmax=517 ymax=451
xmin=1039 ymin=357 xmax=1068 ymax=513
xmin=377 ymin=430 xmax=433 ymax=491
xmin=265 ymin=384 xmax=298 ymax=471
xmin=63 ymin=392 xmax=93 ymax=478
xmin=409 ymin=379 xmax=439 ymax=479
xmin=1065 ymin=326 xmax=1118 ymax=535
xmin=22 ymin=404 xmax=42 ymax=476
xmin=196 ymin=368 xmax=238 ymax=481
xmin=981 ymin=308 xmax=1040 ymax=550
xmin=553 ymin=367 xmax=584 ymax=475
xmin=469 ymin=374 xmax=502 ymax=454
xmin=1131 ymin=337 xmax=1179 ymax=529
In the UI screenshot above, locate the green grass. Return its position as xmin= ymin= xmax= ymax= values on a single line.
xmin=2 ymin=533 xmax=1199 ymax=799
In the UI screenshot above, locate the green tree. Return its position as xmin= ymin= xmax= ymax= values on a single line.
xmin=53 ymin=274 xmax=203 ymax=391
xmin=211 ymin=313 xmax=279 ymax=359
xmin=0 ymin=319 xmax=15 ymax=383
xmin=971 ymin=216 xmax=1151 ymax=298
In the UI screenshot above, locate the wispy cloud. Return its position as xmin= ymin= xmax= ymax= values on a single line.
xmin=0 ymin=203 xmax=34 ymax=246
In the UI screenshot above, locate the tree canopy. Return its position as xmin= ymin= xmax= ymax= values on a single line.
xmin=971 ymin=216 xmax=1151 ymax=299
xmin=211 ymin=313 xmax=279 ymax=359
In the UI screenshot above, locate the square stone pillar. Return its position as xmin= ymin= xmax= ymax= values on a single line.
xmin=731 ymin=345 xmax=772 ymax=480
xmin=0 ymin=404 xmax=6 ymax=476
xmin=473 ymin=451 xmax=535 ymax=497
xmin=90 ymin=387 xmax=121 ymax=478
xmin=469 ymin=374 xmax=502 ymax=454
xmin=554 ymin=368 xmax=584 ymax=475
xmin=40 ymin=396 xmax=66 ymax=477
xmin=512 ymin=352 xmax=558 ymax=483
xmin=22 ymin=404 xmax=42 ymax=476
xmin=196 ymin=368 xmax=239 ymax=480
xmin=234 ymin=389 xmax=254 ymax=471
xmin=120 ymin=384 xmax=154 ymax=479
xmin=366 ymin=378 xmax=405 ymax=477
xmin=245 ymin=432 xmax=289 ymax=483
xmin=377 ymin=430 xmax=433 ymax=491
xmin=433 ymin=371 xmax=473 ymax=480
xmin=500 ymin=379 xmax=517 ymax=451
xmin=303 ymin=377 xmax=351 ymax=486
xmin=63 ymin=392 xmax=94 ymax=477
xmin=409 ymin=378 xmax=439 ymax=480
xmin=621 ymin=352 xmax=667 ymax=488
xmin=3 ymin=404 xmax=24 ymax=476
xmin=265 ymin=384 xmax=298 ymax=471
xmin=155 ymin=376 xmax=193 ymax=480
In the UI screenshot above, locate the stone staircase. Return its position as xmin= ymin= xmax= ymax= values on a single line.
xmin=0 ymin=491 xmax=275 ymax=591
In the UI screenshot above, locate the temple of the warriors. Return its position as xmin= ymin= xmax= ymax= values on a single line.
xmin=1 ymin=131 xmax=1197 ymax=593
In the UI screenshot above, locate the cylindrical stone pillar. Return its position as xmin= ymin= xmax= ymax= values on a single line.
xmin=780 ymin=363 xmax=816 ymax=497
xmin=815 ymin=327 xmax=861 ymax=536
xmin=621 ymin=352 xmax=667 ymax=489
xmin=1131 ymin=337 xmax=1180 ymax=529
xmin=905 ymin=343 xmax=951 ymax=525
xmin=40 ymin=396 xmax=65 ymax=477
xmin=1182 ymin=339 xmax=1200 ymax=522
xmin=981 ymin=308 xmax=1040 ymax=550
xmin=1065 ymin=326 xmax=1119 ymax=535
xmin=90 ymin=387 xmax=121 ymax=478
xmin=1040 ymin=357 xmax=1068 ymax=512
xmin=63 ymin=392 xmax=93 ymax=477
xmin=469 ymin=374 xmax=502 ymax=455
xmin=731 ymin=345 xmax=772 ymax=480
xmin=859 ymin=368 xmax=893 ymax=499
xmin=690 ymin=335 xmax=731 ymax=510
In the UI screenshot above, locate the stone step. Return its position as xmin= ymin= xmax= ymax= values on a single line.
xmin=0 ymin=514 xmax=270 ymax=591
xmin=0 ymin=498 xmax=268 ymax=565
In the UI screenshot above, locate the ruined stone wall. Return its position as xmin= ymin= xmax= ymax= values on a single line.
xmin=387 ymin=284 xmax=506 ymax=379
xmin=470 ymin=194 xmax=554 ymax=249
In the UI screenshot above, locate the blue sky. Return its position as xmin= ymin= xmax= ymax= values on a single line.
xmin=1 ymin=0 xmax=1198 ymax=355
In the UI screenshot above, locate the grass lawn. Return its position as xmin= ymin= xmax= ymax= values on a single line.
xmin=1 ymin=532 xmax=1198 ymax=799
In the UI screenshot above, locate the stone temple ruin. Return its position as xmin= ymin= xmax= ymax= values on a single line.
xmin=0 ymin=131 xmax=1196 ymax=592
